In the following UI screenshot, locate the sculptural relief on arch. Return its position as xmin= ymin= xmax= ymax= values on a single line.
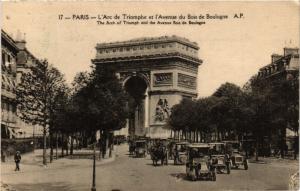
xmin=92 ymin=35 xmax=202 ymax=138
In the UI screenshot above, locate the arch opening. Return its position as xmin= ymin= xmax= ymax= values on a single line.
xmin=124 ymin=76 xmax=148 ymax=137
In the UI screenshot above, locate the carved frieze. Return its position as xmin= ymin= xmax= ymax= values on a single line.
xmin=178 ymin=73 xmax=196 ymax=89
xmin=153 ymin=73 xmax=173 ymax=86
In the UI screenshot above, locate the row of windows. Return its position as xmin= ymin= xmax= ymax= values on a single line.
xmin=98 ymin=43 xmax=197 ymax=55
xmin=2 ymin=50 xmax=16 ymax=66
xmin=1 ymin=102 xmax=16 ymax=122
xmin=259 ymin=63 xmax=285 ymax=77
xmin=99 ymin=43 xmax=174 ymax=54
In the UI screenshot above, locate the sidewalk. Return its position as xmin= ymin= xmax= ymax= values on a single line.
xmin=2 ymin=148 xmax=116 ymax=174
xmin=1 ymin=147 xmax=118 ymax=190
xmin=249 ymin=156 xmax=299 ymax=164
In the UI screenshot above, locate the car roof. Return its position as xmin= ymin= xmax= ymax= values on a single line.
xmin=223 ymin=140 xmax=239 ymax=143
xmin=136 ymin=140 xmax=146 ymax=142
xmin=187 ymin=143 xmax=210 ymax=148
xmin=209 ymin=142 xmax=225 ymax=145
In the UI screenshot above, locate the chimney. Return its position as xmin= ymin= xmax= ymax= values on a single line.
xmin=271 ymin=54 xmax=282 ymax=63
xmin=15 ymin=30 xmax=26 ymax=50
xmin=284 ymin=47 xmax=299 ymax=56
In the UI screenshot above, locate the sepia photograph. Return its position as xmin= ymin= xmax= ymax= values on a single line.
xmin=1 ymin=1 xmax=299 ymax=191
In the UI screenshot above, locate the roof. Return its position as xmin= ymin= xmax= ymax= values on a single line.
xmin=93 ymin=35 xmax=202 ymax=64
xmin=136 ymin=140 xmax=147 ymax=142
xmin=1 ymin=30 xmax=19 ymax=51
xmin=222 ymin=140 xmax=239 ymax=144
xmin=96 ymin=35 xmax=199 ymax=50
xmin=187 ymin=143 xmax=210 ymax=148
xmin=209 ymin=142 xmax=225 ymax=145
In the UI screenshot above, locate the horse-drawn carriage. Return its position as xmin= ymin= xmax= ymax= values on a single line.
xmin=149 ymin=139 xmax=169 ymax=166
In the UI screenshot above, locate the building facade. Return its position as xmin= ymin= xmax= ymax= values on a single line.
xmin=1 ymin=30 xmax=43 ymax=139
xmin=92 ymin=36 xmax=202 ymax=138
xmin=258 ymin=48 xmax=299 ymax=81
xmin=1 ymin=30 xmax=18 ymax=138
xmin=257 ymin=47 xmax=299 ymax=151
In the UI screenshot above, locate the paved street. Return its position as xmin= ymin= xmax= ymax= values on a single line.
xmin=1 ymin=144 xmax=298 ymax=191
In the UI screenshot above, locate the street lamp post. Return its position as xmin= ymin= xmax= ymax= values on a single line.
xmin=91 ymin=143 xmax=96 ymax=191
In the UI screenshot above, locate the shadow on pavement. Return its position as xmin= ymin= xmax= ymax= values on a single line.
xmin=170 ymin=173 xmax=189 ymax=181
xmin=12 ymin=182 xmax=73 ymax=191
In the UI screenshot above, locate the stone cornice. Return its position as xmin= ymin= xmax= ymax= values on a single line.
xmin=92 ymin=52 xmax=202 ymax=66
xmin=96 ymin=35 xmax=199 ymax=50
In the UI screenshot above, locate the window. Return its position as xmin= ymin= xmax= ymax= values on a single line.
xmin=12 ymin=105 xmax=16 ymax=113
xmin=2 ymin=52 xmax=5 ymax=65
xmin=7 ymin=55 xmax=11 ymax=63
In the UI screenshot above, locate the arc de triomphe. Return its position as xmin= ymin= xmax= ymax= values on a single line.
xmin=92 ymin=36 xmax=202 ymax=138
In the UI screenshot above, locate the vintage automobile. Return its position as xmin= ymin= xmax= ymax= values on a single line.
xmin=113 ymin=135 xmax=127 ymax=145
xmin=173 ymin=142 xmax=188 ymax=165
xmin=135 ymin=140 xmax=147 ymax=158
xmin=224 ymin=141 xmax=248 ymax=170
xmin=150 ymin=141 xmax=168 ymax=166
xmin=209 ymin=142 xmax=231 ymax=174
xmin=128 ymin=139 xmax=136 ymax=155
xmin=185 ymin=143 xmax=216 ymax=181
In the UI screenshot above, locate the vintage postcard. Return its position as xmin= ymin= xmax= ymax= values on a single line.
xmin=1 ymin=1 xmax=299 ymax=191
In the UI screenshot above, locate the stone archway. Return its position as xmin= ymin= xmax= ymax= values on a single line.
xmin=124 ymin=76 xmax=148 ymax=137
xmin=93 ymin=36 xmax=202 ymax=138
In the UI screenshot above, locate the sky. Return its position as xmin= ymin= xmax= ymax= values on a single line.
xmin=2 ymin=1 xmax=299 ymax=97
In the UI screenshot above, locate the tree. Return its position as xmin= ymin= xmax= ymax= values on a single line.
xmin=71 ymin=64 xmax=128 ymax=157
xmin=17 ymin=60 xmax=68 ymax=165
xmin=51 ymin=85 xmax=71 ymax=159
xmin=246 ymin=75 xmax=287 ymax=160
xmin=169 ymin=98 xmax=196 ymax=140
xmin=194 ymin=97 xmax=219 ymax=142
xmin=211 ymin=83 xmax=245 ymax=141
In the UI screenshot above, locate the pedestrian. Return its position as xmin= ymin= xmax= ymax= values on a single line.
xmin=1 ymin=150 xmax=6 ymax=162
xmin=14 ymin=151 xmax=21 ymax=171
